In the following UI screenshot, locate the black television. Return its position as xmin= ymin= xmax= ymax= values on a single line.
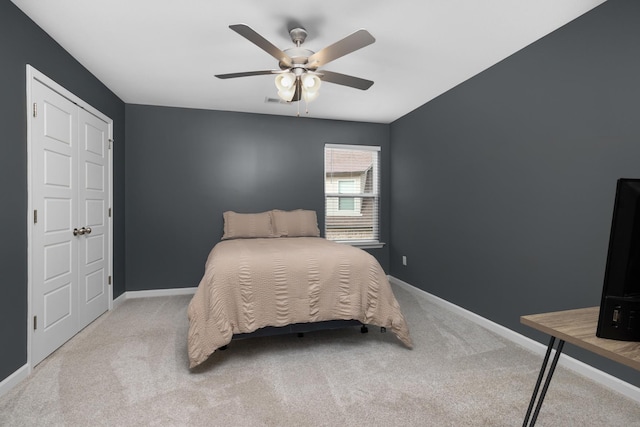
xmin=596 ymin=178 xmax=640 ymax=341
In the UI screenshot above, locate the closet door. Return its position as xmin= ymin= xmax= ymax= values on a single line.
xmin=77 ymin=108 xmax=110 ymax=328
xmin=31 ymin=78 xmax=110 ymax=366
xmin=31 ymin=80 xmax=80 ymax=365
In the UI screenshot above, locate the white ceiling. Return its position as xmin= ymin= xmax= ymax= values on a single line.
xmin=12 ymin=0 xmax=606 ymax=124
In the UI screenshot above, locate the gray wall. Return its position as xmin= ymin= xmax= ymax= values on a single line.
xmin=125 ymin=105 xmax=390 ymax=290
xmin=0 ymin=1 xmax=126 ymax=384
xmin=389 ymin=0 xmax=640 ymax=386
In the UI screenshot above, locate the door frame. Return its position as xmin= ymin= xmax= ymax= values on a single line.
xmin=26 ymin=65 xmax=114 ymax=372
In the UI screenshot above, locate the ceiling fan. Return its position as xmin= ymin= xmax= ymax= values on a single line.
xmin=215 ymin=24 xmax=375 ymax=103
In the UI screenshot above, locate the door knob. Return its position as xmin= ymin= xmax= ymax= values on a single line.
xmin=73 ymin=227 xmax=91 ymax=236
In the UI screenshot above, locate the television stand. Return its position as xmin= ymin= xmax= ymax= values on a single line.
xmin=520 ymin=307 xmax=640 ymax=426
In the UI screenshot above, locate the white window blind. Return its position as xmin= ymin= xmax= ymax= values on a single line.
xmin=324 ymin=144 xmax=380 ymax=244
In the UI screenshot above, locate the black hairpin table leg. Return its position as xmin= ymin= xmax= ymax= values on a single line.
xmin=523 ymin=336 xmax=565 ymax=427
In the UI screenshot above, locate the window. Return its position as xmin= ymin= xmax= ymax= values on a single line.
xmin=338 ymin=180 xmax=358 ymax=212
xmin=325 ymin=144 xmax=381 ymax=246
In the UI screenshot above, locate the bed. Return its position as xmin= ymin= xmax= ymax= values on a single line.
xmin=187 ymin=209 xmax=412 ymax=368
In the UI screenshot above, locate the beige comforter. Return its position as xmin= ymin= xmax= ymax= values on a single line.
xmin=187 ymin=237 xmax=412 ymax=368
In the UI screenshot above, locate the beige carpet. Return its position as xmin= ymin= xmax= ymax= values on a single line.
xmin=1 ymin=284 xmax=639 ymax=426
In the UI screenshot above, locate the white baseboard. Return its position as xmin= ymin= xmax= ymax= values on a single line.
xmin=123 ymin=287 xmax=197 ymax=299
xmin=112 ymin=287 xmax=197 ymax=306
xmin=388 ymin=275 xmax=640 ymax=402
xmin=112 ymin=291 xmax=127 ymax=309
xmin=0 ymin=363 xmax=29 ymax=398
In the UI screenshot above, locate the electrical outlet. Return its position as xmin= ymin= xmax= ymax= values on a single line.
xmin=402 ymin=256 xmax=407 ymax=266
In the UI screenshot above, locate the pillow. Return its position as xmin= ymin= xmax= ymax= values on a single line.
xmin=221 ymin=211 xmax=275 ymax=240
xmin=271 ymin=209 xmax=320 ymax=237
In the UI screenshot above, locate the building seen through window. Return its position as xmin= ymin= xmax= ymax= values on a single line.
xmin=324 ymin=144 xmax=380 ymax=244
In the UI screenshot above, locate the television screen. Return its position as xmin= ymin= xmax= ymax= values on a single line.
xmin=596 ymin=178 xmax=640 ymax=341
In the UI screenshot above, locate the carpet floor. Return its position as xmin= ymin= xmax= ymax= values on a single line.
xmin=1 ymin=283 xmax=639 ymax=426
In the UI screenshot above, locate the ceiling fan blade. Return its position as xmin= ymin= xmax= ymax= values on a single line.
xmin=229 ymin=24 xmax=292 ymax=68
xmin=215 ymin=70 xmax=281 ymax=79
xmin=318 ymin=70 xmax=374 ymax=90
xmin=307 ymin=29 xmax=375 ymax=68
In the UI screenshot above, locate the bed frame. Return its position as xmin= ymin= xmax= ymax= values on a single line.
xmin=220 ymin=320 xmax=386 ymax=350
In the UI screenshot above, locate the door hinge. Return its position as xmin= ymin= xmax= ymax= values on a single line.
xmin=108 ymin=275 xmax=112 ymax=285
xmin=108 ymin=138 xmax=113 ymax=149
xmin=34 ymin=210 xmax=38 ymax=224
xmin=33 ymin=316 xmax=37 ymax=330
xmin=108 ymin=207 xmax=111 ymax=218
xmin=33 ymin=102 xmax=37 ymax=118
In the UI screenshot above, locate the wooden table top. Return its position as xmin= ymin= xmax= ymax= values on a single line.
xmin=521 ymin=306 xmax=640 ymax=372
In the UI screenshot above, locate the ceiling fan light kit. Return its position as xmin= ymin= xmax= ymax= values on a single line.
xmin=275 ymin=72 xmax=321 ymax=103
xmin=216 ymin=23 xmax=375 ymax=114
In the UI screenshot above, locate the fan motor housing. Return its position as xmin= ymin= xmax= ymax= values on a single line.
xmin=279 ymin=48 xmax=315 ymax=70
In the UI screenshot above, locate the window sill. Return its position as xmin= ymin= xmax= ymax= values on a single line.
xmin=332 ymin=240 xmax=386 ymax=249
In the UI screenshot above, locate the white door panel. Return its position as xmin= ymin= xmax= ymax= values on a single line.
xmin=43 ymin=100 xmax=73 ymax=145
xmin=43 ymin=283 xmax=72 ymax=329
xmin=84 ymin=162 xmax=104 ymax=191
xmin=43 ymin=150 xmax=72 ymax=186
xmin=84 ymin=122 xmax=105 ymax=157
xmin=84 ymin=269 xmax=105 ymax=303
xmin=43 ymin=242 xmax=72 ymax=280
xmin=85 ymin=235 xmax=104 ymax=264
xmin=85 ymin=199 xmax=105 ymax=226
xmin=43 ymin=198 xmax=72 ymax=233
